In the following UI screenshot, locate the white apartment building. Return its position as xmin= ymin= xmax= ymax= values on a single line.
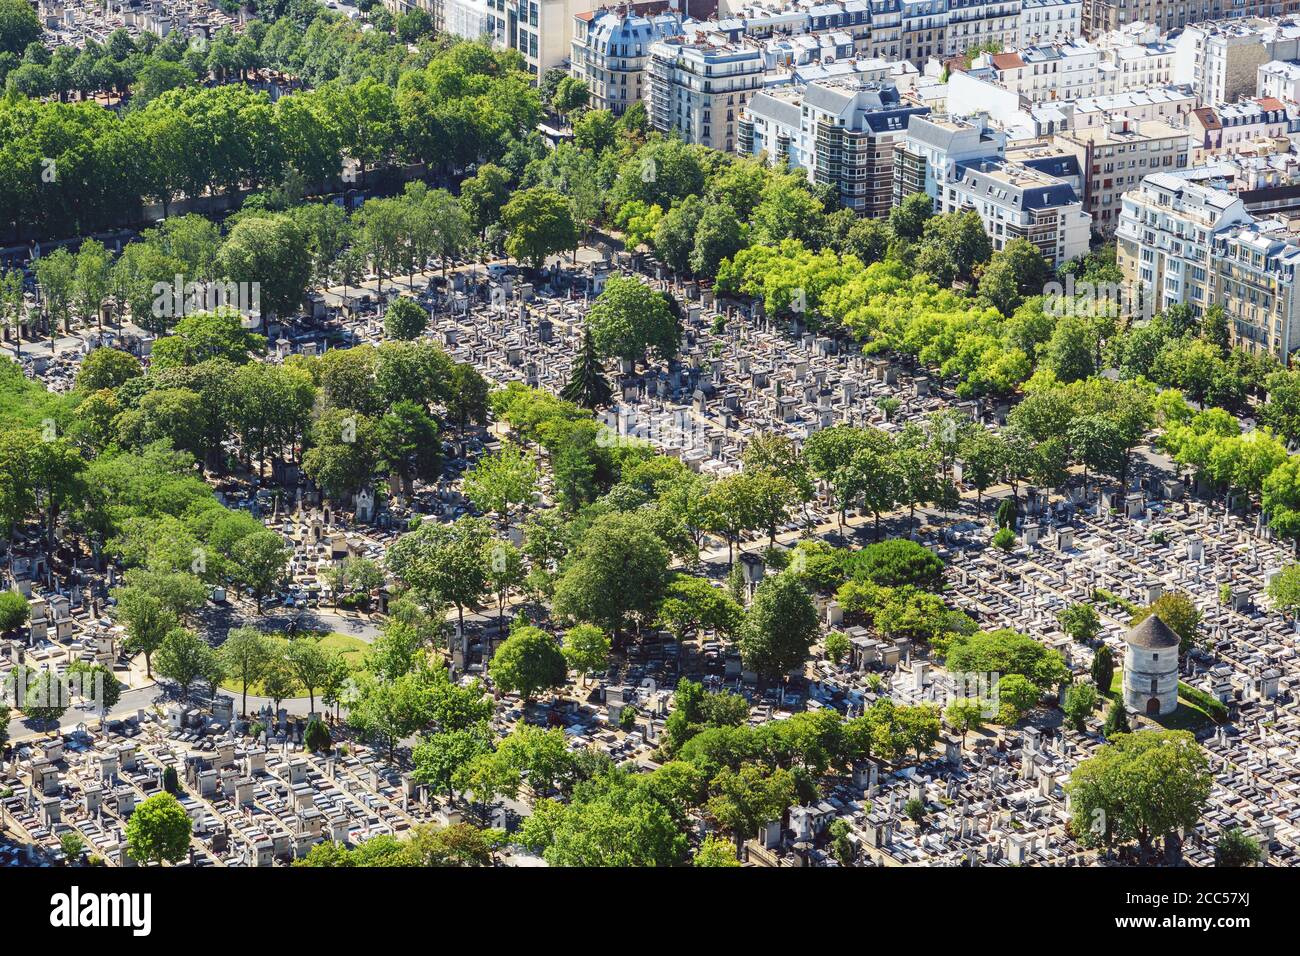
xmin=437 ymin=0 xmax=599 ymax=75
xmin=1116 ymin=173 xmax=1250 ymax=316
xmin=570 ymin=6 xmax=686 ymax=114
xmin=1257 ymin=59 xmax=1300 ymax=106
xmin=740 ymin=79 xmax=929 ymax=215
xmin=1069 ymin=87 xmax=1195 ymax=130
xmin=1117 ymin=172 xmax=1300 ymax=359
xmin=970 ymin=39 xmax=1100 ymax=104
xmin=648 ymin=33 xmax=765 ymax=150
xmin=1055 ymin=116 xmax=1189 ymax=233
xmin=440 ymin=0 xmax=496 ymax=40
xmin=1188 ymin=98 xmax=1293 ymax=164
xmin=1211 ymin=220 xmax=1300 ymax=359
xmin=1172 ymin=17 xmax=1300 ymax=107
xmin=1095 ymin=39 xmax=1175 ymax=95
xmin=945 ymin=0 xmax=1021 ymax=58
xmin=1016 ymin=0 xmax=1081 ymax=46
xmin=894 ymin=113 xmax=1090 ymax=263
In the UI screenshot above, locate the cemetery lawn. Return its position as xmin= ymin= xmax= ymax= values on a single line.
xmin=219 ymin=631 xmax=369 ymax=698
xmin=1105 ymin=672 xmax=1212 ymax=732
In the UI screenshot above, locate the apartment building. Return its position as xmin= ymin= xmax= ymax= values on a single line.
xmin=431 ymin=0 xmax=602 ymax=74
xmin=1257 ymin=59 xmax=1300 ymax=105
xmin=739 ymin=79 xmax=929 ymax=215
xmin=1172 ymin=17 xmax=1300 ymax=107
xmin=1188 ymin=98 xmax=1293 ymax=164
xmin=969 ymin=39 xmax=1100 ymax=104
xmin=1211 ymin=221 xmax=1300 ymax=358
xmin=899 ymin=0 xmax=947 ymax=63
xmin=894 ymin=113 xmax=1090 ymax=263
xmin=1117 ymin=172 xmax=1300 ymax=359
xmin=1116 ymin=174 xmax=1250 ymax=316
xmin=1095 ymin=39 xmax=1175 ymax=95
xmin=1056 ymin=117 xmax=1189 ymax=233
xmin=1069 ymin=87 xmax=1195 ymax=130
xmin=570 ymin=6 xmax=685 ymax=114
xmin=442 ymin=0 xmax=496 ymax=40
xmin=648 ymin=32 xmax=765 ymax=149
xmin=1016 ymin=0 xmax=1081 ymax=46
xmin=1083 ymin=0 xmax=1290 ymax=35
xmin=945 ymin=0 xmax=1021 ymax=57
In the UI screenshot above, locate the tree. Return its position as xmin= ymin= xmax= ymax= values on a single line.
xmin=1063 ymin=682 xmax=1099 ymax=732
xmin=691 ymin=201 xmax=745 ymax=277
xmin=156 ymin=627 xmax=212 ymax=702
xmin=126 ymin=792 xmax=192 ymax=865
xmin=1049 ymin=317 xmax=1105 ymax=389
xmin=1068 ymin=730 xmax=1211 ymax=858
xmin=944 ymin=698 xmax=986 ymax=743
xmin=562 ymin=623 xmax=610 ymax=686
xmin=220 ymin=627 xmax=271 ymax=718
xmin=413 ymin=724 xmax=494 ymax=799
xmin=552 ymin=512 xmax=670 ymax=643
xmin=552 ymin=76 xmax=590 ymax=120
xmin=150 ymin=310 xmax=263 ymax=369
xmin=656 ymin=574 xmax=744 ymax=643
xmin=915 ymin=211 xmax=991 ymax=285
xmin=693 ymin=834 xmax=741 ymax=867
xmin=489 ymin=626 xmax=568 ymax=702
xmin=824 ymin=630 xmax=850 ymax=666
xmin=707 ymin=763 xmax=797 ymax=849
xmin=387 ymin=517 xmax=491 ymax=646
xmin=384 ymin=296 xmax=427 ymax=341
xmin=285 ymin=638 xmax=337 ymax=714
xmin=0 ymin=591 xmax=30 ymax=637
xmin=0 ymin=0 xmax=42 ymax=57
xmin=77 ymin=347 xmax=142 ymax=392
xmin=1130 ymin=591 xmax=1200 ymax=655
xmin=1214 ymin=828 xmax=1262 ymax=867
xmin=113 ymin=587 xmax=177 ymax=678
xmin=348 ymin=672 xmax=435 ymax=762
xmin=994 ymin=673 xmax=1040 ymax=724
xmin=1262 ymin=457 xmax=1300 ymax=549
xmin=585 ymin=275 xmax=680 ymax=364
xmin=74 ymin=239 xmax=112 ymax=330
xmin=1091 ymin=644 xmax=1115 ymax=694
xmin=19 ymin=668 xmax=69 ymax=726
xmin=1268 ymin=564 xmax=1300 ymax=615
xmin=560 ymin=329 xmax=612 ymax=410
xmin=1102 ymin=699 xmax=1129 ymax=738
xmin=215 ymin=213 xmax=312 ymax=319
xmin=396 ymin=6 xmax=433 ymax=41
xmin=738 ymin=573 xmax=818 ymax=686
xmin=976 ymin=238 xmax=1050 ymax=314
xmin=231 ymin=530 xmax=289 ymax=614
xmin=848 ymin=539 xmax=945 ymax=590
xmin=35 ymin=247 xmax=76 ymax=341
xmin=502 ymin=187 xmax=578 ymax=270
xmin=304 ymin=716 xmax=331 ymax=753
xmin=460 ymin=164 xmax=512 ymax=239
xmin=889 ymin=192 xmax=933 ymax=241
xmin=1058 ymin=602 xmax=1100 ymax=644
xmin=904 ymin=797 xmax=927 ymax=828
xmin=462 ymin=443 xmax=538 ymax=531
xmin=304 ymin=408 xmax=379 ymax=503
xmin=949 ymin=626 xmax=1069 ymax=687
xmin=59 ymin=831 xmax=85 ymax=863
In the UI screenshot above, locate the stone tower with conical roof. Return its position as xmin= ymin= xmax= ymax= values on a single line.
xmin=1122 ymin=615 xmax=1180 ymax=717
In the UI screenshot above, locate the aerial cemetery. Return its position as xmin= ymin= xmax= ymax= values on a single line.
xmin=3 ymin=0 xmax=1300 ymax=878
